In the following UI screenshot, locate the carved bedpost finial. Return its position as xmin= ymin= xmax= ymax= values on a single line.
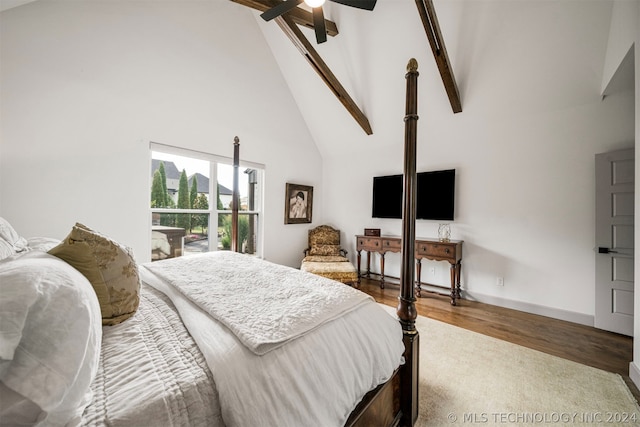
xmin=234 ymin=135 xmax=240 ymax=145
xmin=407 ymin=58 xmax=418 ymax=73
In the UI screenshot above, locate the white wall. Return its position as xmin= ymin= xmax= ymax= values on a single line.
xmin=0 ymin=0 xmax=324 ymax=267
xmin=262 ymin=0 xmax=634 ymax=324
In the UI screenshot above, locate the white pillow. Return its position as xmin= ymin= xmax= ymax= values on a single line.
xmin=0 ymin=251 xmax=102 ymax=426
xmin=26 ymin=236 xmax=61 ymax=252
xmin=0 ymin=217 xmax=28 ymax=253
xmin=0 ymin=239 xmax=13 ymax=261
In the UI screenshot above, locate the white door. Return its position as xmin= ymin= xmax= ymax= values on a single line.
xmin=595 ymin=148 xmax=634 ymax=336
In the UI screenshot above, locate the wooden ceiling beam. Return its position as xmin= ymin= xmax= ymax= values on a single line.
xmin=230 ymin=0 xmax=339 ymax=37
xmin=415 ymin=0 xmax=462 ymax=113
xmin=275 ymin=13 xmax=373 ymax=135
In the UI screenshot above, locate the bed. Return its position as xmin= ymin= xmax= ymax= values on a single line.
xmin=0 ymin=59 xmax=421 ymax=427
xmin=0 ymin=225 xmax=405 ymax=427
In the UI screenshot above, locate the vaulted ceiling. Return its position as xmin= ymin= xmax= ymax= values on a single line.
xmin=0 ymin=0 xmax=35 ymax=11
xmin=0 ymin=0 xmax=468 ymax=159
xmin=232 ymin=0 xmax=461 ymax=136
xmin=239 ymin=1 xmax=625 ymax=165
xmin=232 ymin=0 xmax=471 ymax=160
xmin=2 ymin=0 xmax=624 ymax=164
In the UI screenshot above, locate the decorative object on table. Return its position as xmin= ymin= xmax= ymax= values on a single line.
xmin=284 ymin=183 xmax=313 ymax=224
xmin=438 ymin=223 xmax=451 ymax=242
xmin=364 ymin=228 xmax=381 ymax=237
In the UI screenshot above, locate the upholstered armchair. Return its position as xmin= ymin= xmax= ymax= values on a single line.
xmin=300 ymin=225 xmax=358 ymax=286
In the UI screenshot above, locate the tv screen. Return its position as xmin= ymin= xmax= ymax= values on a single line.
xmin=372 ymin=169 xmax=455 ymax=220
xmin=372 ymin=174 xmax=403 ymax=219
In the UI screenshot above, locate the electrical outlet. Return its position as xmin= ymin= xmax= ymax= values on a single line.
xmin=429 ymin=267 xmax=436 ymax=276
xmin=497 ymin=277 xmax=504 ymax=286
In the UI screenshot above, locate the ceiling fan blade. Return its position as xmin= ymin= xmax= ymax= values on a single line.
xmin=312 ymin=7 xmax=327 ymax=44
xmin=329 ymin=0 xmax=377 ymax=11
xmin=261 ymin=0 xmax=305 ymax=21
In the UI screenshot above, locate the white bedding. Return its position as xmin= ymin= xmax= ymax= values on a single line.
xmin=2 ymin=219 xmax=405 ymax=427
xmin=0 ymin=252 xmax=102 ymax=426
xmin=143 ymin=251 xmax=373 ymax=355
xmin=141 ymin=253 xmax=405 ymax=427
xmin=82 ymin=283 xmax=221 ymax=427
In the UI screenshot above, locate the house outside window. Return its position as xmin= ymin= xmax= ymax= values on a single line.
xmin=149 ymin=142 xmax=264 ymax=260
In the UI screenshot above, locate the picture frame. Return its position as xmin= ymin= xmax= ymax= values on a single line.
xmin=285 ymin=183 xmax=313 ymax=224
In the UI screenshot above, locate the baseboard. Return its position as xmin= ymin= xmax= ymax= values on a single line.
xmin=463 ymin=291 xmax=594 ymax=327
xmin=629 ymin=362 xmax=640 ymax=389
xmin=379 ymin=278 xmax=594 ymax=327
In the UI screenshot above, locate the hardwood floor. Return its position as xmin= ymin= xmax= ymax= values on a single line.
xmin=356 ymin=278 xmax=640 ymax=401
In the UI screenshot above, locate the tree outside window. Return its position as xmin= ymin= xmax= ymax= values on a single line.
xmin=149 ymin=146 xmax=263 ymax=260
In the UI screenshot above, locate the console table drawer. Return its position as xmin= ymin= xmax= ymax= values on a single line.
xmin=382 ymin=238 xmax=401 ymax=251
xmin=357 ymin=237 xmax=381 ymax=251
xmin=416 ymin=243 xmax=454 ymax=259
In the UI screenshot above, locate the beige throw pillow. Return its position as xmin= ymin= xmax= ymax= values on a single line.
xmin=48 ymin=223 xmax=140 ymax=325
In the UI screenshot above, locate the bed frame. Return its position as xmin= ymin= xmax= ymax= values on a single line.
xmin=231 ymin=59 xmax=421 ymax=427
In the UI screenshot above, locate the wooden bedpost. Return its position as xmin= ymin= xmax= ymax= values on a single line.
xmin=232 ymin=136 xmax=240 ymax=252
xmin=398 ymin=58 xmax=420 ymax=427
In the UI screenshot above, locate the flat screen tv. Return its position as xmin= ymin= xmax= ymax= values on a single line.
xmin=372 ymin=169 xmax=455 ymax=220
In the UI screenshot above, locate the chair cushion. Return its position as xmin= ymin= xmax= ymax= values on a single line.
xmin=309 ymin=244 xmax=341 ymax=257
xmin=301 ymin=260 xmax=358 ymax=284
xmin=303 ymin=255 xmax=349 ymax=263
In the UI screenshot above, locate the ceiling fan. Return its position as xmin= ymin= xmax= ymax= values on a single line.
xmin=260 ymin=0 xmax=377 ymax=44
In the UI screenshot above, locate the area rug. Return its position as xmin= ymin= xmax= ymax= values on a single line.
xmin=405 ymin=312 xmax=640 ymax=426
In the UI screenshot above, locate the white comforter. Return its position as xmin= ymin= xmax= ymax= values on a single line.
xmin=141 ymin=252 xmax=405 ymax=427
xmin=143 ymin=251 xmax=373 ymax=355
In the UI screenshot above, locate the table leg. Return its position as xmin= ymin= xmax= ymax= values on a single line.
xmin=380 ymin=253 xmax=386 ymax=289
xmin=366 ymin=251 xmax=371 ymax=278
xmin=449 ymin=263 xmax=457 ymax=306
xmin=415 ymin=258 xmax=422 ymax=297
xmin=356 ymin=250 xmax=362 ymax=285
xmin=456 ymin=261 xmax=462 ymax=298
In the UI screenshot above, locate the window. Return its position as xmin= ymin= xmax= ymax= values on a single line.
xmin=149 ymin=142 xmax=264 ymax=260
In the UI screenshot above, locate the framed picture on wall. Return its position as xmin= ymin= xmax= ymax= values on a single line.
xmin=285 ymin=183 xmax=313 ymax=224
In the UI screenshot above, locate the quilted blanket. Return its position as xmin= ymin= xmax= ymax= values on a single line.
xmin=82 ymin=283 xmax=221 ymax=426
xmin=143 ymin=251 xmax=372 ymax=355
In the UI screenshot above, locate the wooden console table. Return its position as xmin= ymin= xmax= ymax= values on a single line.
xmin=356 ymin=235 xmax=463 ymax=306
